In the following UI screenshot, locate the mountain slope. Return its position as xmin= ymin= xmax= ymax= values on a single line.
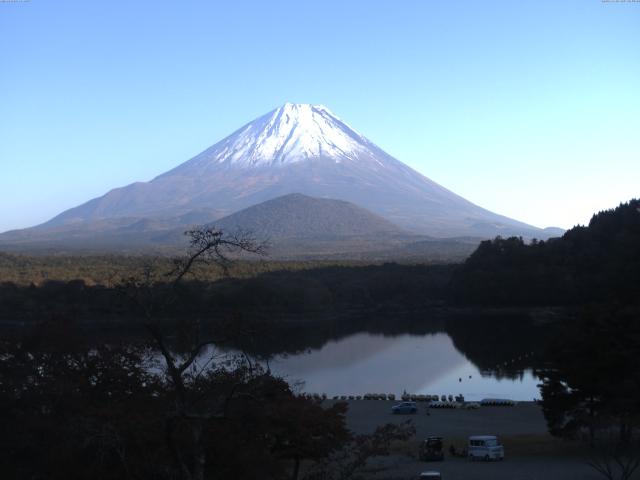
xmin=3 ymin=103 xmax=556 ymax=244
xmin=187 ymin=193 xmax=479 ymax=260
xmin=211 ymin=193 xmax=405 ymax=239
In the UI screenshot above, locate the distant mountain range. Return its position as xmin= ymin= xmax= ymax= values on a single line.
xmin=0 ymin=103 xmax=563 ymax=256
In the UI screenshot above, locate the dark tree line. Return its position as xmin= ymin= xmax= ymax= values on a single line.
xmin=450 ymin=199 xmax=640 ymax=306
xmin=538 ymin=307 xmax=640 ymax=445
xmin=537 ymin=307 xmax=640 ymax=479
xmin=0 ymin=263 xmax=453 ymax=324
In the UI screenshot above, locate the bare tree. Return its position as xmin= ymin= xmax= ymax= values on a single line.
xmin=586 ymin=434 xmax=640 ymax=480
xmin=121 ymin=227 xmax=266 ymax=480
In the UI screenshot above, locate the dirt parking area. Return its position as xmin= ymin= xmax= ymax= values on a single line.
xmin=363 ymin=453 xmax=600 ymax=480
xmin=326 ymin=400 xmax=604 ymax=480
xmin=338 ymin=400 xmax=549 ymax=437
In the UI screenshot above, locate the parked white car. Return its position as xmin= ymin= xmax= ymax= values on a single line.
xmin=468 ymin=435 xmax=504 ymax=461
xmin=418 ymin=471 xmax=442 ymax=479
xmin=391 ymin=401 xmax=417 ymax=414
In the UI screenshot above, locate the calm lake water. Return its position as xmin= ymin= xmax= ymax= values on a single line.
xmin=264 ymin=332 xmax=541 ymax=401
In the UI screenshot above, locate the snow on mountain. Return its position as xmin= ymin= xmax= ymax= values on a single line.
xmin=164 ymin=103 xmax=381 ymax=173
xmin=1 ymin=103 xmax=558 ymax=243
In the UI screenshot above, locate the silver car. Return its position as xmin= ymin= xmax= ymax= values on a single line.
xmin=391 ymin=401 xmax=417 ymax=414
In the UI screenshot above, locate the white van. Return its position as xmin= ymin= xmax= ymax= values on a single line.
xmin=467 ymin=435 xmax=504 ymax=461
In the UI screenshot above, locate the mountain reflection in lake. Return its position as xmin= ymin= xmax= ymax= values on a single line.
xmin=231 ymin=331 xmax=541 ymax=401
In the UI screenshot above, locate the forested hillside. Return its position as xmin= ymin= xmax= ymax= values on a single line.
xmin=451 ymin=199 xmax=640 ymax=306
xmin=0 ymin=263 xmax=454 ymax=323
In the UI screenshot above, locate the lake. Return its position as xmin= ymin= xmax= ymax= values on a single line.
xmin=262 ymin=331 xmax=541 ymax=401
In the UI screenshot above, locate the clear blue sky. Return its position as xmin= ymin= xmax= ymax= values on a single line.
xmin=1 ymin=0 xmax=638 ymax=232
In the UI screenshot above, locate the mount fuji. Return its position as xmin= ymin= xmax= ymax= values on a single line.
xmin=1 ymin=103 xmax=558 ymax=251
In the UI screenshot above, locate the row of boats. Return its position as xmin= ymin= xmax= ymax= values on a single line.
xmin=300 ymin=392 xmax=516 ymax=406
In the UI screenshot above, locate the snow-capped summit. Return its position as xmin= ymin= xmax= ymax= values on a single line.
xmin=8 ymin=103 xmax=555 ymax=241
xmin=173 ymin=103 xmax=377 ymax=170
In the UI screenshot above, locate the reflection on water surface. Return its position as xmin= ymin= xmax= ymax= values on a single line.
xmin=264 ymin=332 xmax=540 ymax=401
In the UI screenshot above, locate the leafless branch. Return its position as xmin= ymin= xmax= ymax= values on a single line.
xmin=169 ymin=227 xmax=267 ymax=284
